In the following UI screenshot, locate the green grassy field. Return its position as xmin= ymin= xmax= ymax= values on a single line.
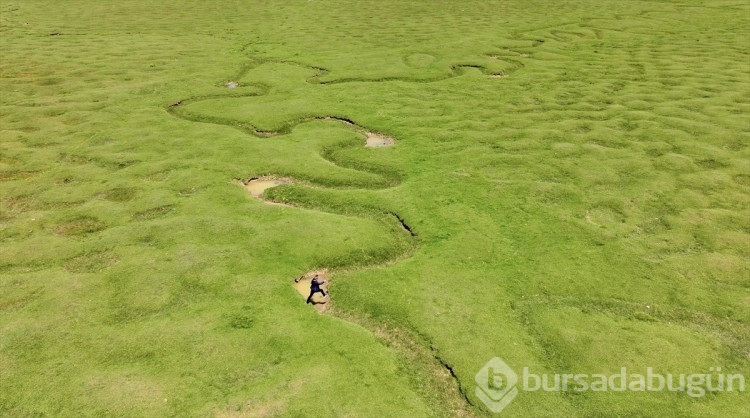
xmin=1 ymin=1 xmax=748 ymax=416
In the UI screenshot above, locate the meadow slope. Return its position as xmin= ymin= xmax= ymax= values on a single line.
xmin=1 ymin=1 xmax=749 ymax=417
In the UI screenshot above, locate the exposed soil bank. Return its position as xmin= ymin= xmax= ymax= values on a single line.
xmin=241 ymin=177 xmax=289 ymax=202
xmin=365 ymin=132 xmax=395 ymax=147
xmin=294 ymin=270 xmax=331 ymax=313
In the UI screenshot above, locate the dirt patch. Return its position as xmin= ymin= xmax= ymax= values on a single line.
xmin=226 ymin=81 xmax=238 ymax=89
xmin=490 ymin=73 xmax=508 ymax=78
xmin=241 ymin=177 xmax=291 ymax=205
xmin=293 ymin=270 xmax=331 ymax=313
xmin=365 ymin=132 xmax=395 ymax=148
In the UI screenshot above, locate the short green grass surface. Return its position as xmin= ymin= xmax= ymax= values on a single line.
xmin=1 ymin=1 xmax=748 ymax=417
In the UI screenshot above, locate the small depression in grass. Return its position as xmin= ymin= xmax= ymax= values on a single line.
xmin=64 ymin=250 xmax=118 ymax=273
xmin=365 ymin=132 xmax=396 ymax=148
xmin=0 ymin=170 xmax=40 ymax=181
xmin=53 ymin=217 xmax=106 ymax=236
xmin=101 ymin=187 xmax=137 ymax=202
xmin=294 ymin=270 xmax=331 ymax=313
xmin=585 ymin=207 xmax=625 ymax=227
xmin=404 ymin=53 xmax=436 ymax=68
xmin=133 ymin=205 xmax=175 ymax=221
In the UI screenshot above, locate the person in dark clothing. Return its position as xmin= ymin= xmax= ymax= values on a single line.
xmin=306 ymin=275 xmax=327 ymax=304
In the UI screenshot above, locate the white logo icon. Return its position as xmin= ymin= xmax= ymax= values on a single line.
xmin=475 ymin=357 xmax=519 ymax=413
